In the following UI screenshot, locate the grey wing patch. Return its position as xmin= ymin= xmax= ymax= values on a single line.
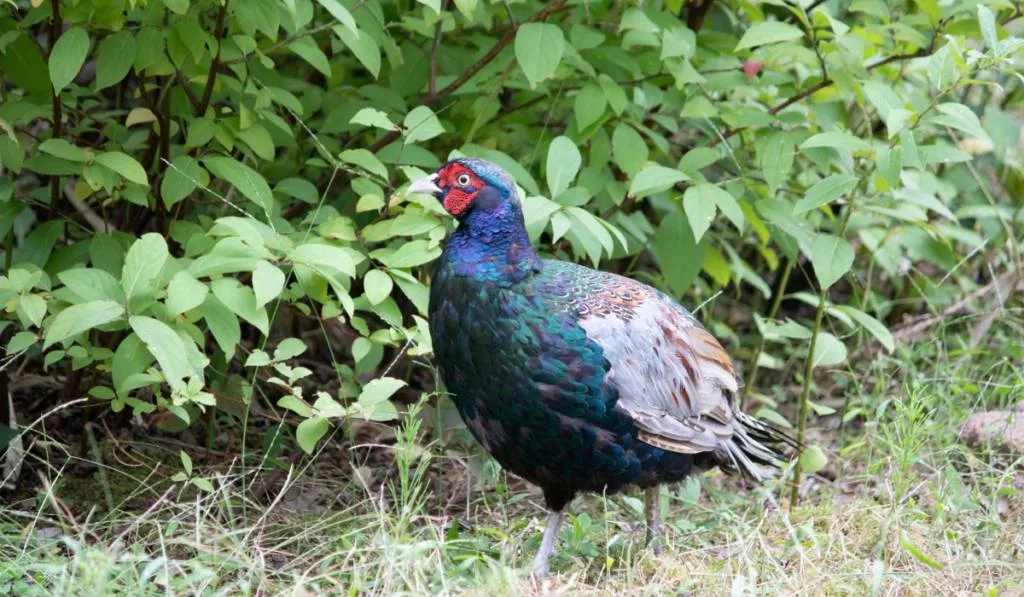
xmin=576 ymin=294 xmax=740 ymax=455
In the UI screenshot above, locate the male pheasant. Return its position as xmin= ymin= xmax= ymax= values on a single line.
xmin=408 ymin=158 xmax=795 ymax=577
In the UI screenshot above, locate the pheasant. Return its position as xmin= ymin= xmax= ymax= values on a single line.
xmin=408 ymin=158 xmax=795 ymax=577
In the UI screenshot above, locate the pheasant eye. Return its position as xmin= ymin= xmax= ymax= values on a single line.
xmin=456 ymin=174 xmax=471 ymax=187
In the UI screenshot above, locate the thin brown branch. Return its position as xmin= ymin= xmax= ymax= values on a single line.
xmin=47 ymin=0 xmax=63 ymax=220
xmin=428 ymin=0 xmax=451 ymax=98
xmin=195 ymin=0 xmax=230 ymax=117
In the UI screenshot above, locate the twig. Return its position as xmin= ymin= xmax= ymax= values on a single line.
xmin=195 ymin=0 xmax=230 ymax=117
xmin=64 ymin=181 xmax=114 ymax=233
xmin=47 ymin=0 xmax=64 ymax=220
xmin=428 ymin=0 xmax=451 ymax=98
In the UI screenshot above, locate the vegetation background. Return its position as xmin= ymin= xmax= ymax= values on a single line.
xmin=1 ymin=0 xmax=1022 ymax=593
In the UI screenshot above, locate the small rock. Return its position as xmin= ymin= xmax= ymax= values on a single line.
xmin=960 ymin=410 xmax=1024 ymax=453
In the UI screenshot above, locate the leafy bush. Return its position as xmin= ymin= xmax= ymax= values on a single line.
xmin=0 ymin=0 xmax=1021 ymax=483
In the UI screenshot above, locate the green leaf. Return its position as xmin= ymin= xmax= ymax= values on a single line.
xmin=211 ymin=278 xmax=269 ymax=335
xmin=356 ymin=377 xmax=404 ymax=421
xmin=161 ymin=155 xmax=205 ymax=209
xmin=612 ymin=123 xmax=648 ymax=177
xmin=166 ymin=270 xmax=208 ymax=316
xmin=382 ymin=239 xmax=441 ymax=268
xmin=698 ymin=182 xmax=744 ymax=231
xmin=3 ymin=34 xmax=51 ymax=102
xmin=334 ymin=24 xmax=380 ymax=78
xmin=296 ymin=417 xmax=329 ymax=454
xmin=683 ymin=187 xmax=716 ymax=242
xmin=629 ymin=165 xmax=689 ymax=198
xmin=807 ymin=234 xmax=854 ymax=290
xmin=794 ymin=175 xmax=858 ymax=215
xmin=403 ymin=106 xmax=444 ymax=144
xmin=735 ymin=21 xmax=803 ymax=51
xmin=95 ymin=30 xmax=135 ymax=90
xmin=363 ymin=269 xmax=393 ymax=306
xmin=978 ymin=5 xmax=997 ymax=50
xmin=203 ymin=156 xmax=274 ymax=215
xmin=316 ymin=0 xmax=359 ymax=37
xmin=38 ymin=139 xmax=88 ymax=162
xmin=288 ymin=37 xmax=331 ymax=78
xmin=929 ymin=103 xmax=992 ymax=143
xmin=7 ymin=331 xmax=38 ymax=354
xmin=546 ymin=136 xmax=581 ymax=197
xmin=800 ymin=132 xmax=870 ymax=151
xmin=58 ymin=268 xmax=124 ymax=303
xmin=49 ymin=27 xmax=90 ymax=93
xmin=811 ymin=332 xmax=847 ymax=368
xmin=253 ymin=260 xmax=285 ymax=308
xmin=94 ymin=152 xmax=149 ymax=186
xmin=122 ymin=233 xmax=168 ymax=301
xmin=651 ymin=210 xmax=700 ymax=297
xmin=757 ymin=132 xmax=794 ymax=197
xmin=340 ymin=149 xmax=388 ymax=180
xmin=515 ymin=23 xmax=565 ymax=88
xmin=201 ymin=294 xmax=240 ymax=356
xmin=574 ymin=84 xmax=607 ymax=130
xmin=289 ymin=243 xmax=356 ymax=277
xmin=350 ymin=108 xmax=396 ymax=131
xmin=129 ymin=316 xmax=203 ymax=391
xmin=799 ymin=444 xmax=828 ymax=474
xmin=876 ymin=146 xmax=902 ymax=189
xmin=44 ymin=300 xmax=124 ymax=349
xmin=835 ymin=305 xmax=895 ymax=352
xmin=112 ymin=333 xmax=153 ymax=397
xmin=19 ymin=295 xmax=46 ymax=327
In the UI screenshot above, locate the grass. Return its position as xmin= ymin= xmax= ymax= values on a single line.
xmin=2 ymin=315 xmax=1023 ymax=596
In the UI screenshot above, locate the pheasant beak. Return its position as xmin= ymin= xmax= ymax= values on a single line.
xmin=407 ymin=173 xmax=443 ymax=198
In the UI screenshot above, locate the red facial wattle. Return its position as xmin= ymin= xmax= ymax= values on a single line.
xmin=436 ymin=164 xmax=485 ymax=217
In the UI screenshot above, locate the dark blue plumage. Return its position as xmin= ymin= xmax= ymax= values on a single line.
xmin=411 ymin=158 xmax=794 ymax=576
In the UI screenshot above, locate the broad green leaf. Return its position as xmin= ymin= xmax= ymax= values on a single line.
xmin=112 ymin=333 xmax=154 ymax=397
xmin=94 ymin=152 xmax=149 ymax=186
xmin=799 ymin=444 xmax=828 ymax=473
xmin=95 ymin=30 xmax=135 ymax=90
xmin=403 ymin=106 xmax=444 ymax=144
xmin=876 ymin=146 xmax=902 ymax=189
xmin=350 ymin=108 xmax=396 ymax=131
xmin=735 ymin=21 xmax=803 ymax=51
xmin=758 ymin=132 xmax=794 ymax=197
xmin=253 ymin=260 xmax=285 ymax=308
xmin=340 ymin=149 xmax=388 ymax=180
xmin=811 ymin=331 xmax=847 ymax=368
xmin=19 ymin=295 xmax=46 ymax=327
xmin=316 ymin=0 xmax=359 ymax=37
xmin=800 ymin=132 xmax=870 ymax=151
xmin=288 ymin=37 xmax=331 ymax=77
xmin=38 ymin=139 xmax=87 ymax=162
xmin=794 ymin=175 xmax=858 ymax=215
xmin=696 ymin=182 xmax=744 ymax=232
xmin=161 ymin=155 xmax=205 ymax=209
xmin=211 ymin=278 xmax=269 ymax=335
xmin=358 ymin=376 xmax=405 ymax=405
xmin=384 ymin=239 xmax=442 ymax=268
xmin=651 ymin=210 xmax=699 ymax=297
xmin=574 ymin=84 xmax=607 ymax=130
xmin=334 ymin=24 xmax=380 ymax=78
xmin=296 ymin=417 xmax=329 ymax=454
xmin=122 ymin=233 xmax=168 ymax=301
xmin=58 ymin=268 xmax=124 ymax=303
xmin=929 ymin=103 xmax=992 ymax=143
xmin=289 ymin=243 xmax=357 ymax=277
xmin=612 ymin=123 xmax=648 ymax=176
xmin=515 ymin=23 xmax=565 ymax=88
xmin=807 ymin=234 xmax=854 ymax=289
xmin=203 ymin=156 xmax=274 ymax=215
xmin=546 ymin=136 xmax=582 ymax=197
xmin=978 ymin=5 xmax=997 ymax=50
xmin=363 ymin=269 xmax=393 ymax=306
xmin=166 ymin=270 xmax=208 ymax=316
xmin=201 ymin=294 xmax=240 ymax=356
xmin=629 ymin=165 xmax=689 ymax=198
xmin=49 ymin=27 xmax=90 ymax=93
xmin=44 ymin=300 xmax=124 ymax=349
xmin=129 ymin=316 xmax=203 ymax=390
xmin=835 ymin=305 xmax=895 ymax=352
xmin=683 ymin=187 xmax=716 ymax=241
xmin=3 ymin=34 xmax=50 ymax=102
xmin=7 ymin=331 xmax=38 ymax=353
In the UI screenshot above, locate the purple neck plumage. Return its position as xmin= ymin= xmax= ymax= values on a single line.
xmin=443 ymin=188 xmax=540 ymax=283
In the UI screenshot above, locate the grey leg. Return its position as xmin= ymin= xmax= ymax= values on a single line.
xmin=645 ymin=486 xmax=663 ymax=556
xmin=531 ymin=509 xmax=564 ymax=578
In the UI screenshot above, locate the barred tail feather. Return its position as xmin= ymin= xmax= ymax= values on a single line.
xmin=720 ymin=411 xmax=800 ymax=482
